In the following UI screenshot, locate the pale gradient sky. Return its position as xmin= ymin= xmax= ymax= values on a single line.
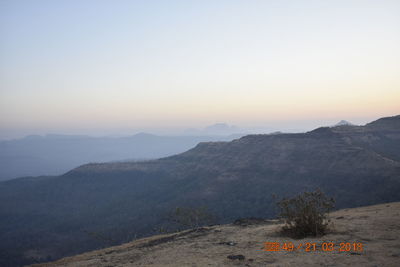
xmin=1 ymin=0 xmax=399 ymax=139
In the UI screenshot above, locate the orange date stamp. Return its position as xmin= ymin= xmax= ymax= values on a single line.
xmin=263 ymin=241 xmax=363 ymax=252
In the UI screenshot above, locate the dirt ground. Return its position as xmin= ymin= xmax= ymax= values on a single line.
xmin=31 ymin=202 xmax=400 ymax=267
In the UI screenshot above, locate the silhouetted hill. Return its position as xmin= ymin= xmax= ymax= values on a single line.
xmin=0 ymin=115 xmax=399 ymax=266
xmin=366 ymin=114 xmax=400 ymax=131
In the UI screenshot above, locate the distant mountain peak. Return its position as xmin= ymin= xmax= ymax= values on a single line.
xmin=205 ymin=123 xmax=238 ymax=131
xmin=333 ymin=120 xmax=354 ymax=127
xmin=132 ymin=132 xmax=156 ymax=137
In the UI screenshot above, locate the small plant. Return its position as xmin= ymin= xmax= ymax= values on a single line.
xmin=277 ymin=189 xmax=335 ymax=238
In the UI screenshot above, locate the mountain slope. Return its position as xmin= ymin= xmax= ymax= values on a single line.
xmin=31 ymin=202 xmax=400 ymax=267
xmin=0 ymin=115 xmax=399 ymax=266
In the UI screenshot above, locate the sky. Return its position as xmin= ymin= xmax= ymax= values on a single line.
xmin=1 ymin=0 xmax=400 ymax=139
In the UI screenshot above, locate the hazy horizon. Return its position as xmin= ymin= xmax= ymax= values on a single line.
xmin=0 ymin=115 xmax=392 ymax=140
xmin=1 ymin=1 xmax=400 ymax=139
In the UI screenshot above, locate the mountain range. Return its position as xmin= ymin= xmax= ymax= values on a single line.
xmin=0 ymin=115 xmax=399 ymax=266
xmin=0 ymin=133 xmax=242 ymax=181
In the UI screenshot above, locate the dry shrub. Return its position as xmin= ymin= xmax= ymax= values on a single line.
xmin=277 ymin=189 xmax=335 ymax=238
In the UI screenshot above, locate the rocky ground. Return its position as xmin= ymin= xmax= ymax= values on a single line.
xmin=31 ymin=202 xmax=400 ymax=267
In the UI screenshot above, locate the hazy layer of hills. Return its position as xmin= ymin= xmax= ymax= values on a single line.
xmin=0 ymin=132 xmax=242 ymax=181
xmin=0 ymin=115 xmax=399 ymax=266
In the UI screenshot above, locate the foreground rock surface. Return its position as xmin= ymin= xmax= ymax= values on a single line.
xmin=31 ymin=202 xmax=400 ymax=267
